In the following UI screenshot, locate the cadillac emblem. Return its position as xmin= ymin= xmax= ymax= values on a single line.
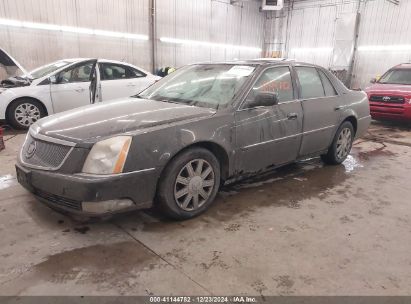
xmin=25 ymin=141 xmax=37 ymax=159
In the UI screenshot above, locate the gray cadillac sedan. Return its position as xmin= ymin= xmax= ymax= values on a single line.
xmin=16 ymin=59 xmax=371 ymax=220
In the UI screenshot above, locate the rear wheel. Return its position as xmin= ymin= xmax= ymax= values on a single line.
xmin=321 ymin=121 xmax=354 ymax=165
xmin=156 ymin=147 xmax=220 ymax=220
xmin=7 ymin=99 xmax=47 ymax=129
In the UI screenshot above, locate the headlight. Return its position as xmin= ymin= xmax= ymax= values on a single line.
xmin=82 ymin=136 xmax=132 ymax=175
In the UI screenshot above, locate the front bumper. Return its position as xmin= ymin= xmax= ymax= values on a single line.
xmin=370 ymin=102 xmax=411 ymax=121
xmin=15 ymin=163 xmax=160 ymax=216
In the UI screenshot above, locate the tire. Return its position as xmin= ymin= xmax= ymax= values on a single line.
xmin=7 ymin=98 xmax=47 ymax=129
xmin=156 ymin=147 xmax=221 ymax=220
xmin=321 ymin=121 xmax=354 ymax=165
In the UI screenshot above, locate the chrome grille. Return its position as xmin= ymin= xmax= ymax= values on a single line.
xmin=369 ymin=95 xmax=405 ymax=104
xmin=21 ymin=134 xmax=72 ymax=169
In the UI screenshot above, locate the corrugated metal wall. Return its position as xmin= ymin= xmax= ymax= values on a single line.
xmin=0 ymin=0 xmax=264 ymax=74
xmin=0 ymin=0 xmax=152 ymax=71
xmin=264 ymin=0 xmax=411 ymax=88
xmin=156 ymin=0 xmax=264 ymax=68
xmin=355 ymin=0 xmax=411 ymax=88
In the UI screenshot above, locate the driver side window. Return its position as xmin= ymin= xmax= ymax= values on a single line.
xmin=245 ymin=66 xmax=294 ymax=106
xmin=59 ymin=62 xmax=94 ymax=83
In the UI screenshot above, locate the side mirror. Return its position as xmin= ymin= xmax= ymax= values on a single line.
xmin=49 ymin=75 xmax=58 ymax=84
xmin=248 ymin=92 xmax=279 ymax=108
xmin=370 ymin=78 xmax=377 ymax=84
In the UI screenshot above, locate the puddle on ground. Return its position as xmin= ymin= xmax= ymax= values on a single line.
xmin=0 ymin=174 xmax=17 ymax=190
xmin=1 ymin=241 xmax=166 ymax=294
xmin=32 ymin=242 xmax=160 ymax=285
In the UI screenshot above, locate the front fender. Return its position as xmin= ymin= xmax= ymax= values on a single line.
xmin=0 ymin=86 xmax=53 ymax=120
xmin=123 ymin=113 xmax=235 ymax=175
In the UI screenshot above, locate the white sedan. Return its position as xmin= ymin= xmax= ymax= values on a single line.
xmin=0 ymin=48 xmax=160 ymax=129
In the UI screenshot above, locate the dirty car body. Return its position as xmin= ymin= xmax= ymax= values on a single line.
xmin=16 ymin=60 xmax=371 ymax=219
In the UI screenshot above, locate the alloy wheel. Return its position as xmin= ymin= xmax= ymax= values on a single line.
xmin=174 ymin=158 xmax=215 ymax=211
xmin=14 ymin=103 xmax=41 ymax=127
xmin=336 ymin=127 xmax=352 ymax=160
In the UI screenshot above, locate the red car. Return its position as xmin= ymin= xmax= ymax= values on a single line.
xmin=365 ymin=63 xmax=411 ymax=121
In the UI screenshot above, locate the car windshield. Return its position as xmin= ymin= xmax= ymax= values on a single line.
xmin=379 ymin=69 xmax=411 ymax=85
xmin=138 ymin=64 xmax=255 ymax=109
xmin=29 ymin=60 xmax=72 ymax=79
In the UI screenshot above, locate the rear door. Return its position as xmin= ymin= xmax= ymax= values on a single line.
xmin=295 ymin=66 xmax=341 ymax=156
xmin=235 ymin=65 xmax=303 ymax=173
xmin=50 ymin=60 xmax=97 ymax=113
xmin=99 ymin=62 xmax=153 ymax=101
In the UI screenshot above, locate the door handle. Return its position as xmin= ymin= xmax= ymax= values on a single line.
xmin=287 ymin=113 xmax=298 ymax=120
xmin=334 ymin=106 xmax=344 ymax=111
xmin=75 ymin=87 xmax=85 ymax=93
xmin=126 ymin=83 xmax=136 ymax=87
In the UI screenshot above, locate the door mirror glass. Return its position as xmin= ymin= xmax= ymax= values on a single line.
xmin=49 ymin=75 xmax=57 ymax=84
xmin=248 ymin=92 xmax=279 ymax=108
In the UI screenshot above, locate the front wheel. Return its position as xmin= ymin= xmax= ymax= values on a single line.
xmin=156 ymin=147 xmax=221 ymax=220
xmin=7 ymin=99 xmax=47 ymax=129
xmin=321 ymin=121 xmax=354 ymax=165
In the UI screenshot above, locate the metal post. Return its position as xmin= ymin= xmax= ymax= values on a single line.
xmin=149 ymin=0 xmax=157 ymax=74
xmin=284 ymin=0 xmax=294 ymax=58
xmin=347 ymin=0 xmax=362 ymax=88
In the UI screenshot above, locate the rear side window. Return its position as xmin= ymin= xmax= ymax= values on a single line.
xmin=130 ymin=67 xmax=146 ymax=78
xmin=318 ymin=69 xmax=337 ymax=96
xmin=246 ymin=66 xmax=294 ymax=104
xmin=296 ymin=67 xmax=325 ymax=99
xmin=100 ymin=63 xmax=145 ymax=80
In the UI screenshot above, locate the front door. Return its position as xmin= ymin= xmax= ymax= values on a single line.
xmin=50 ymin=60 xmax=97 ymax=113
xmin=235 ymin=66 xmax=303 ymax=174
xmin=294 ymin=66 xmax=342 ymax=156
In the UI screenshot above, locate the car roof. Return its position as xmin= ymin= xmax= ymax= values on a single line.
xmin=393 ymin=63 xmax=411 ymax=69
xmin=193 ymin=58 xmax=316 ymax=67
xmin=62 ymin=58 xmax=140 ymax=67
xmin=59 ymin=58 xmax=149 ymax=73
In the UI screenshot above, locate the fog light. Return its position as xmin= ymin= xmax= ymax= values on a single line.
xmin=82 ymin=199 xmax=134 ymax=214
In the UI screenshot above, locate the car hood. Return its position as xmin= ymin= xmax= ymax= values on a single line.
xmin=33 ymin=98 xmax=216 ymax=144
xmin=0 ymin=48 xmax=30 ymax=80
xmin=365 ymin=83 xmax=411 ymax=97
